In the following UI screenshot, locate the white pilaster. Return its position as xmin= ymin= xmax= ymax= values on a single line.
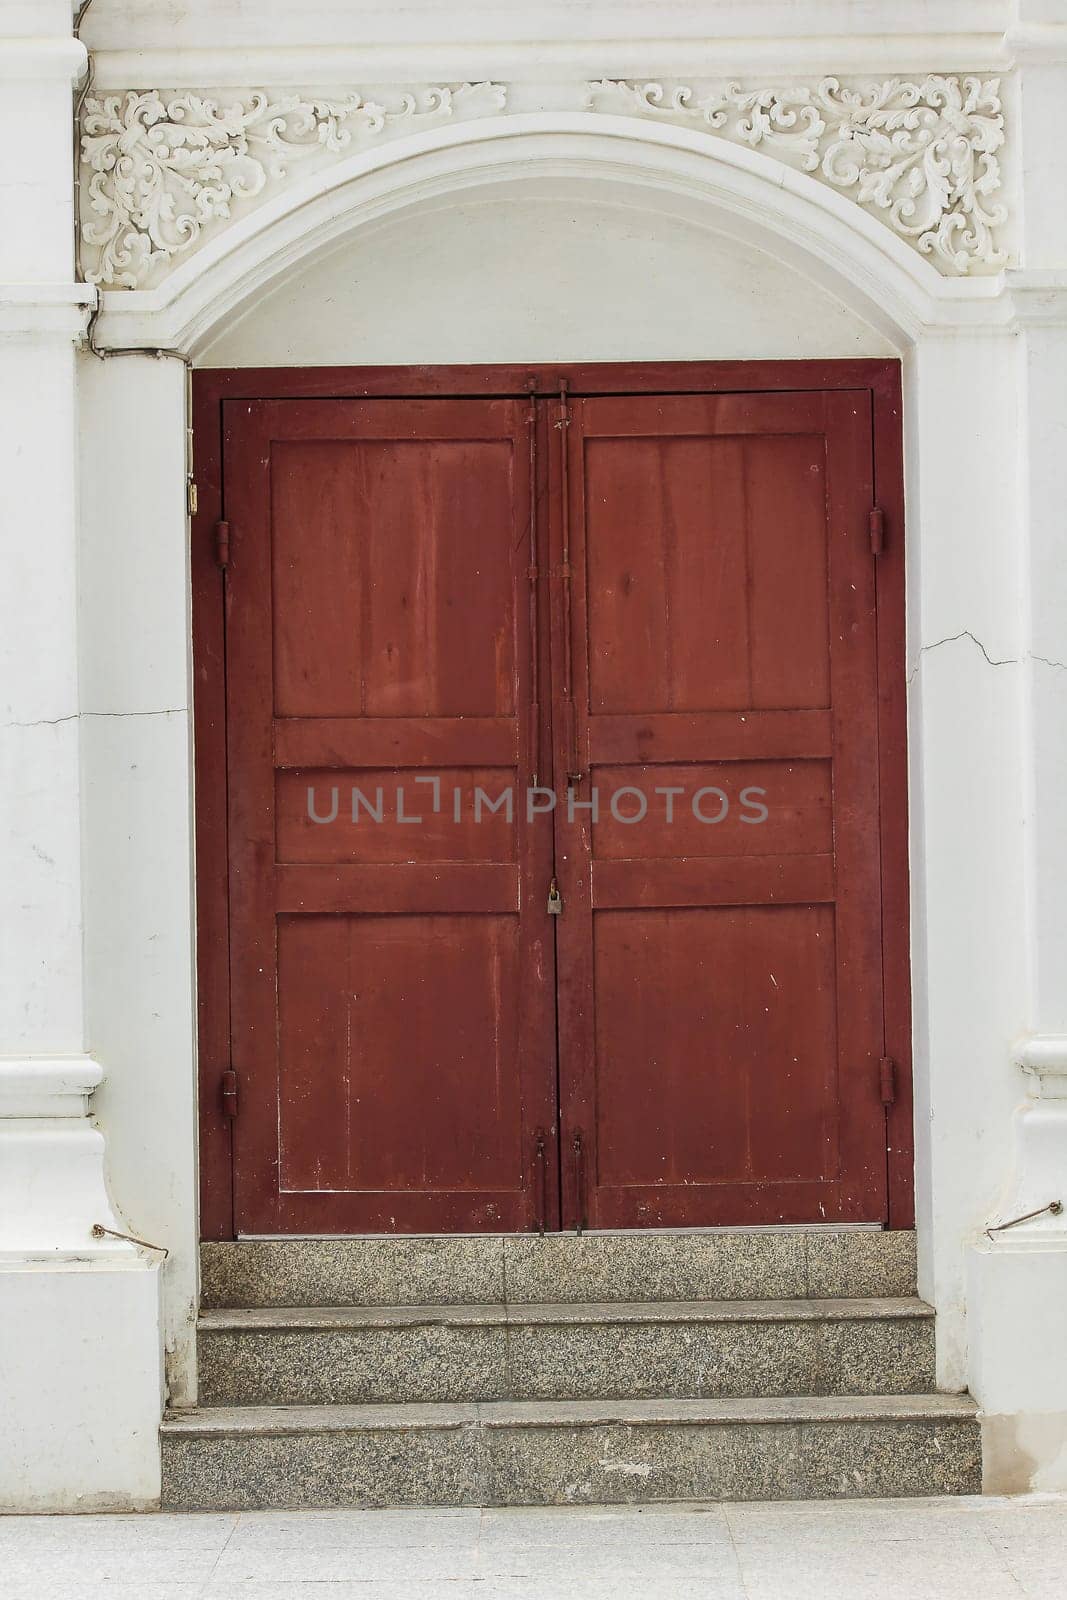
xmin=0 ymin=6 xmax=163 ymax=1512
xmin=965 ymin=8 xmax=1067 ymax=1490
xmin=904 ymin=326 xmax=1029 ymax=1392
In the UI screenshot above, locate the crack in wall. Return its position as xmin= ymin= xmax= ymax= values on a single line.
xmin=1 ymin=709 xmax=185 ymax=731
xmin=907 ymin=631 xmax=1067 ymax=685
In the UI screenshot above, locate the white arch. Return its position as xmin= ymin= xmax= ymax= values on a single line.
xmin=92 ymin=112 xmax=1007 ymax=355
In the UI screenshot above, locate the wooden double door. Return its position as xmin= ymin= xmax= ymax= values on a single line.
xmin=198 ymin=365 xmax=911 ymax=1236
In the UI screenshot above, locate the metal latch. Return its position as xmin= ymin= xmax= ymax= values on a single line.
xmin=547 ymin=878 xmax=562 ymax=915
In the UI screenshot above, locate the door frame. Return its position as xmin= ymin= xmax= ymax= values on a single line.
xmin=192 ymin=359 xmax=913 ymax=1239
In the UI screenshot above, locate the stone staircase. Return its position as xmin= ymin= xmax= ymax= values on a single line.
xmin=162 ymin=1229 xmax=981 ymax=1509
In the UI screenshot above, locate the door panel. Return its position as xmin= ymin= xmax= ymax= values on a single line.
xmin=582 ymin=416 xmax=832 ymax=713
xmin=277 ymin=912 xmax=522 ymax=1193
xmin=224 ymin=398 xmax=557 ymax=1233
xmin=217 ymin=378 xmax=896 ymax=1236
xmin=592 ymin=760 xmax=833 ymax=859
xmin=552 ymin=390 xmax=886 ymax=1227
xmin=593 ymin=904 xmax=838 ymax=1187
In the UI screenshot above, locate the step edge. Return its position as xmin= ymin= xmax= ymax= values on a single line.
xmin=203 ymin=1225 xmax=907 ymax=1243
xmin=163 ymin=1393 xmax=979 ymax=1438
xmin=196 ymin=1296 xmax=934 ymax=1333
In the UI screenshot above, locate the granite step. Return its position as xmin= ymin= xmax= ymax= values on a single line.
xmin=197 ymin=1297 xmax=936 ymax=1407
xmin=161 ymin=1392 xmax=981 ymax=1509
xmin=200 ymin=1227 xmax=916 ymax=1309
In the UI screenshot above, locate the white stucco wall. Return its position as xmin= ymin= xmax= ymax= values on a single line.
xmin=5 ymin=0 xmax=1067 ymax=1510
xmin=81 ymin=191 xmax=895 ymax=1418
xmin=201 ymin=193 xmax=894 ymax=367
xmin=117 ymin=171 xmax=1030 ymax=1417
xmin=78 ymin=354 xmax=199 ymax=1406
xmin=187 ymin=166 xmax=1043 ymax=1429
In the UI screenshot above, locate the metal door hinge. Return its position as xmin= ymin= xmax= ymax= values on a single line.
xmin=573 ymin=1130 xmax=587 ymax=1235
xmin=879 ymin=1056 xmax=896 ymax=1106
xmin=214 ymin=519 xmax=231 ymax=570
xmin=187 ymin=479 xmax=198 ymax=517
xmin=221 ymin=1067 xmax=238 ymax=1118
xmin=533 ymin=1130 xmax=547 ymax=1236
xmin=869 ymin=506 xmax=886 ymax=555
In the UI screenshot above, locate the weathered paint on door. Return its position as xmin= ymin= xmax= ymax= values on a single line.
xmin=223 ymin=399 xmax=558 ymax=1232
xmin=204 ymin=367 xmax=907 ymax=1236
xmin=551 ymin=392 xmax=886 ymax=1227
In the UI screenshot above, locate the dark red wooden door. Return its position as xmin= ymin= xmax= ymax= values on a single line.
xmin=550 ymin=391 xmax=887 ymax=1227
xmin=223 ymin=398 xmax=558 ymax=1232
xmin=218 ymin=379 xmax=894 ymax=1234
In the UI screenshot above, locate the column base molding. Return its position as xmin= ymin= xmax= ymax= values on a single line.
xmin=965 ymin=1035 xmax=1067 ymax=1491
xmin=0 ymin=1056 xmax=164 ymax=1509
xmin=969 ymin=1240 xmax=1067 ymax=1492
xmin=980 ymin=1034 xmax=1067 ymax=1244
xmin=0 ymin=1055 xmax=141 ymax=1259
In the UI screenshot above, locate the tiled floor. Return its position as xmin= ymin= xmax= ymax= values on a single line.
xmin=0 ymin=1495 xmax=1064 ymax=1600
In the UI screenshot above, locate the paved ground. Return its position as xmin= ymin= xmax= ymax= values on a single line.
xmin=0 ymin=1494 xmax=1065 ymax=1600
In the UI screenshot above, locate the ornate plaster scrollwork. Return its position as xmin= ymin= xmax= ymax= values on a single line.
xmin=79 ymin=83 xmax=508 ymax=288
xmin=588 ymin=76 xmax=1007 ymax=274
xmin=79 ymin=75 xmax=1008 ymax=288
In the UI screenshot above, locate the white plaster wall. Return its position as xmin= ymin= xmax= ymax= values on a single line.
xmin=0 ymin=336 xmax=84 ymax=1054
xmin=78 ymin=353 xmax=200 ymax=1406
xmin=202 ymin=193 xmax=1034 ymax=1395
xmin=905 ymin=333 xmax=1029 ymax=1388
xmin=5 ymin=0 xmax=1065 ymax=1515
xmin=0 ymin=1263 xmax=162 ymax=1512
xmin=1019 ymin=326 xmax=1067 ymax=1032
xmin=202 ymin=193 xmax=895 ymax=368
xmin=109 ymin=189 xmax=889 ymax=1406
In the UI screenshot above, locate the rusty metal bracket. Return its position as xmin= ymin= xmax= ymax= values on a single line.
xmin=986 ymin=1200 xmax=1063 ymax=1239
xmin=92 ymin=1222 xmax=169 ymax=1258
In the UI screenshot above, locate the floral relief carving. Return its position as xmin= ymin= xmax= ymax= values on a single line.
xmin=78 ymin=75 xmax=1008 ymax=288
xmin=79 ymin=84 xmax=508 ymax=288
xmin=588 ymin=76 xmax=1007 ymax=273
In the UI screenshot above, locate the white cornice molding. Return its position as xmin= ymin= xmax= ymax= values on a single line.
xmin=1014 ymin=1034 xmax=1067 ymax=1097
xmin=86 ymin=37 xmax=1017 ymax=89
xmin=0 ymin=284 xmax=97 ymax=339
xmin=0 ymin=35 xmax=87 ymax=82
xmin=78 ymin=75 xmax=1012 ymax=290
xmin=0 ymin=1056 xmax=102 ymax=1120
xmin=1003 ymin=22 xmax=1067 ymax=64
xmin=1003 ymin=270 xmax=1067 ymax=326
